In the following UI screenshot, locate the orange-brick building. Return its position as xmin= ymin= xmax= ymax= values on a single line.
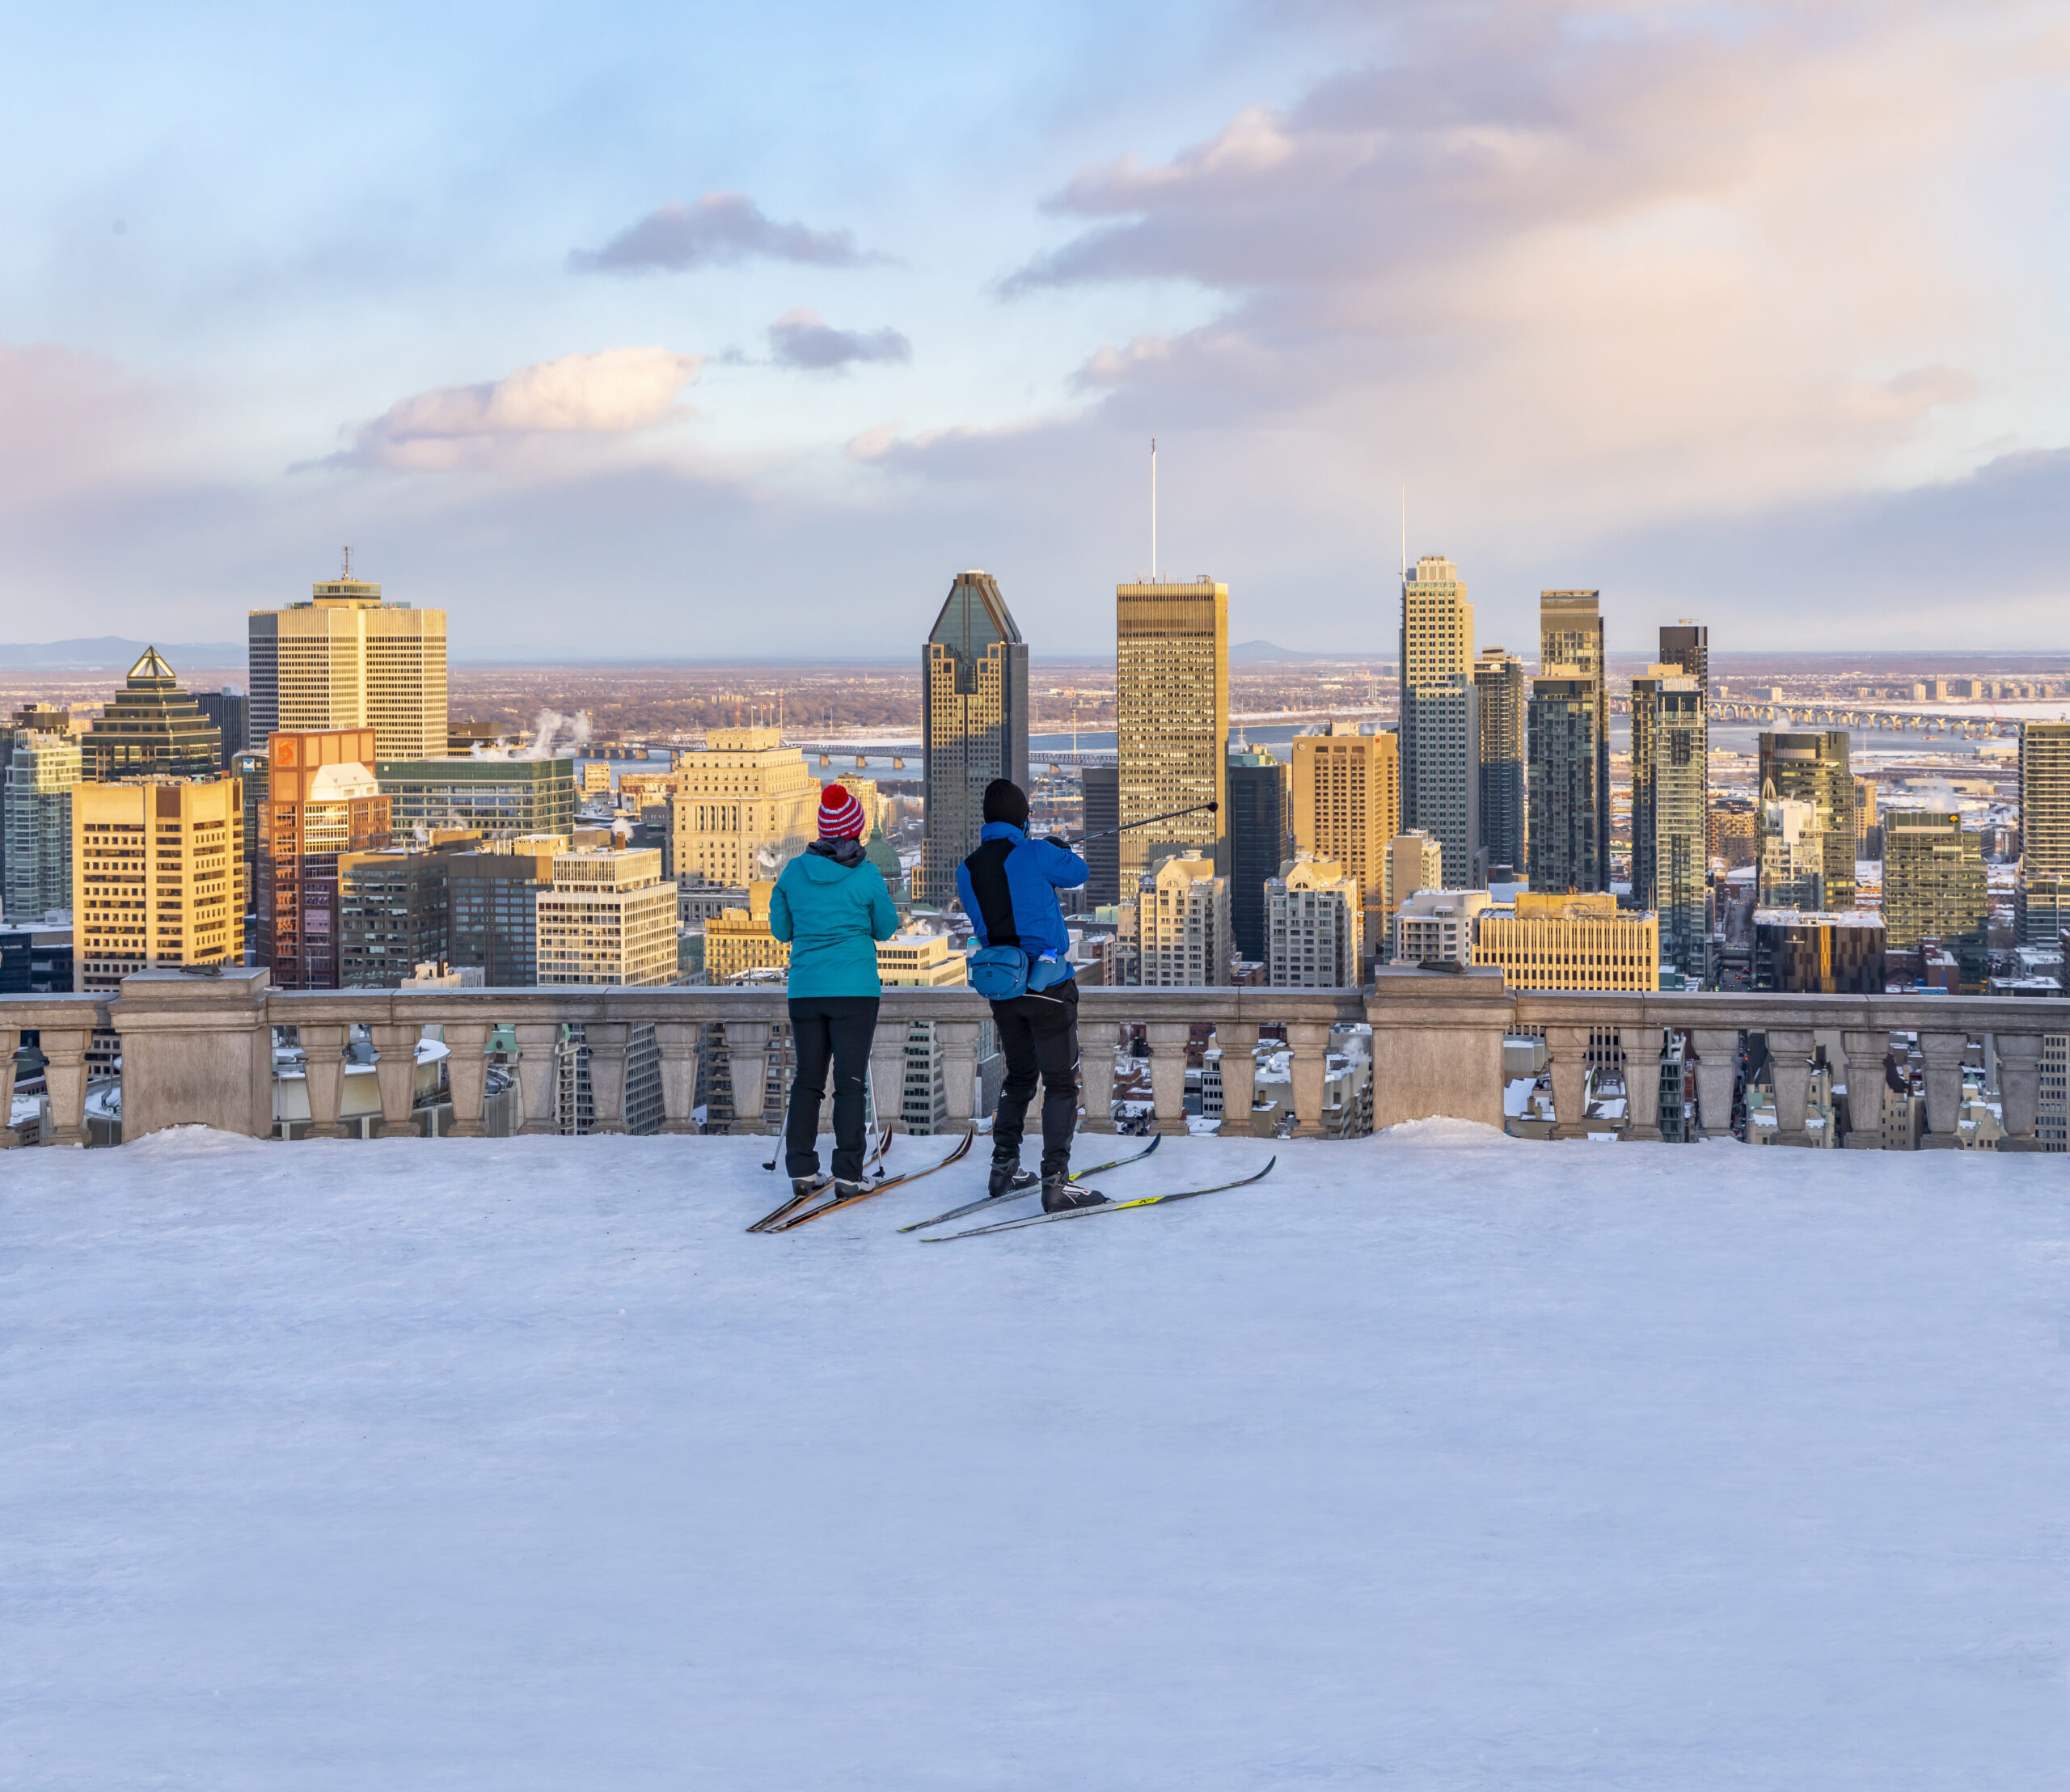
xmin=258 ymin=728 xmax=391 ymax=990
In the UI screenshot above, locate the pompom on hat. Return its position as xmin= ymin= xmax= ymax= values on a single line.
xmin=817 ymin=783 xmax=868 ymax=841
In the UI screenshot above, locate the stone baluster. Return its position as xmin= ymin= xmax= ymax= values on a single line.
xmin=298 ymin=1023 xmax=350 ymax=1139
xmin=1840 ymin=1029 xmax=1889 ymax=1148
xmin=869 ymin=1025 xmax=910 ymax=1136
xmin=725 ymin=1023 xmax=774 ymax=1133
xmin=1215 ymin=1022 xmax=1261 ymax=1139
xmin=937 ymin=1021 xmax=980 ymax=1130
xmin=1288 ymin=1021 xmax=1333 ymax=1138
xmin=1992 ymin=1031 xmax=2043 ymax=1152
xmin=40 ymin=1027 xmax=91 ymax=1147
xmin=0 ymin=1025 xmax=17 ymax=1147
xmin=655 ymin=1023 xmax=702 ymax=1134
xmin=370 ymin=1023 xmax=421 ymax=1138
xmin=1144 ymin=1021 xmax=1193 ymax=1136
xmin=514 ymin=1022 xmax=563 ymax=1135
xmin=1544 ymin=1025 xmax=1592 ymax=1140
xmin=1917 ymin=1030 xmax=1968 ymax=1149
xmin=585 ymin=1022 xmax=632 ymax=1135
xmin=441 ymin=1022 xmax=492 ymax=1138
xmin=1764 ymin=1029 xmax=1814 ymax=1146
xmin=1622 ymin=1025 xmax=1665 ymax=1141
xmin=1690 ymin=1028 xmax=1741 ymax=1140
xmin=1079 ymin=1020 xmax=1118 ymax=1133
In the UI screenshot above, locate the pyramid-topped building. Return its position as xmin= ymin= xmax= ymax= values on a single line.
xmin=80 ymin=649 xmax=222 ymax=783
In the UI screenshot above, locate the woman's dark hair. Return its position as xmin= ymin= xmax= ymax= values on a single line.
xmin=982 ymin=778 xmax=1030 ymax=828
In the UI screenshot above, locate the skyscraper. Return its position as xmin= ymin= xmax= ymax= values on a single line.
xmin=194 ymin=688 xmax=249 ymax=767
xmin=3 ymin=725 xmax=79 ymax=922
xmin=1226 ymin=747 xmax=1288 ymax=962
xmin=668 ymin=727 xmax=820 ymax=887
xmin=1400 ymin=556 xmax=1478 ymax=887
xmin=1289 ymin=724 xmax=1399 ymax=946
xmin=1527 ymin=669 xmax=1602 ymax=896
xmin=248 ymin=560 xmax=448 ymax=761
xmin=73 ymin=775 xmax=243 ymax=995
xmin=259 ymin=728 xmax=392 ymax=991
xmin=1658 ymin=620 xmax=1709 ymax=692
xmin=1630 ymin=664 xmax=1707 ymax=978
xmin=1539 ymin=593 xmax=1609 ymax=880
xmin=917 ymin=572 xmax=1029 ymax=906
xmin=1117 ymin=577 xmax=1227 ymax=881
xmin=1472 ymin=647 xmax=1525 ymax=878
xmin=80 ymin=649 xmax=222 ymax=784
xmin=1884 ymin=810 xmax=1988 ymax=979
xmin=1080 ymin=765 xmax=1120 ymax=907
xmin=2019 ymin=721 xmax=2070 ymax=945
xmin=1757 ymin=732 xmax=1855 ymax=909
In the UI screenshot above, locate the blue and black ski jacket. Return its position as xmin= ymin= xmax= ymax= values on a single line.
xmin=957 ymin=822 xmax=1088 ymax=978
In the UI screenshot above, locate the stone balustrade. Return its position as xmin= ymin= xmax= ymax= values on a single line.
xmin=1 ymin=966 xmax=2060 ymax=1151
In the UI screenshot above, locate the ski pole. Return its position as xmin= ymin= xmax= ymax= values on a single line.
xmin=1062 ymin=799 xmax=1219 ymax=847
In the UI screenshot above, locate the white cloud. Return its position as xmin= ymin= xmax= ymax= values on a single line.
xmin=334 ymin=348 xmax=702 ymax=469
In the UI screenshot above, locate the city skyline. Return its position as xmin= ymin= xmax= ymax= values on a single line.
xmin=5 ymin=3 xmax=2068 ymax=657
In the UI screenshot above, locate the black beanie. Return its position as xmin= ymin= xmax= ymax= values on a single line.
xmin=982 ymin=777 xmax=1030 ymax=828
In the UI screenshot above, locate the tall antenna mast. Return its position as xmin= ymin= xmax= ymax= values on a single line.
xmin=1399 ymin=488 xmax=1406 ymax=581
xmin=1150 ymin=437 xmax=1158 ymax=580
xmin=342 ymin=544 xmax=353 ymax=581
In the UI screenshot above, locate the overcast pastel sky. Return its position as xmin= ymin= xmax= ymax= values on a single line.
xmin=3 ymin=0 xmax=2067 ymax=659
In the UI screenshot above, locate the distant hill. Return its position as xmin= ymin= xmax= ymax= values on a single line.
xmin=1231 ymin=640 xmax=1350 ymax=663
xmin=0 ymin=637 xmax=245 ymax=670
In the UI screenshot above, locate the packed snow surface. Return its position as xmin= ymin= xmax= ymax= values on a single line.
xmin=5 ymin=1125 xmax=2068 ymax=1788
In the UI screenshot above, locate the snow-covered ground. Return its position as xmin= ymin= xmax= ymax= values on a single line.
xmin=6 ymin=1126 xmax=2068 ymax=1789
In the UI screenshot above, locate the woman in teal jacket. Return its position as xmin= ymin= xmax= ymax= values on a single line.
xmin=768 ymin=784 xmax=901 ymax=1198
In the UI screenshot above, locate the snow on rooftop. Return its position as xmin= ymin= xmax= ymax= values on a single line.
xmin=6 ymin=1126 xmax=2068 ymax=1786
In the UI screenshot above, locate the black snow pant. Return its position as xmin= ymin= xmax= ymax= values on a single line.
xmin=988 ymin=979 xmax=1080 ymax=1181
xmin=784 ymin=995 xmax=880 ymax=1181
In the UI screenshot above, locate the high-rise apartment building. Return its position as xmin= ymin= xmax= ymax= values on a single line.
xmin=1129 ymin=850 xmax=1233 ymax=986
xmin=704 ymin=882 xmax=792 ymax=983
xmin=1540 ymin=593 xmax=1610 ymax=869
xmin=80 ymin=649 xmax=222 ymax=784
xmin=668 ymin=726 xmax=821 ymax=889
xmin=1226 ymin=748 xmax=1289 ymax=963
xmin=536 ymin=848 xmax=678 ymax=987
xmin=378 ymin=756 xmax=577 ymax=842
xmin=1757 ymin=732 xmax=1855 ymax=909
xmin=1630 ymin=665 xmax=1707 ymax=978
xmin=1393 ymin=889 xmax=1493 ymax=969
xmin=1473 ymin=891 xmax=1659 ymax=991
xmin=2020 ymin=721 xmax=2070 ymax=945
xmin=917 ymin=572 xmax=1029 ymax=906
xmin=1387 ymin=830 xmax=1444 ymax=918
xmin=1757 ymin=797 xmax=1827 ymax=911
xmin=1290 ymin=724 xmax=1398 ymax=936
xmin=248 ymin=563 xmax=448 ymax=760
xmin=1883 ymin=810 xmax=1988 ymax=976
xmin=1266 ymin=855 xmax=1362 ymax=987
xmin=259 ymin=728 xmax=391 ymax=991
xmin=1080 ymin=766 xmax=1120 ymax=907
xmin=1400 ymin=556 xmax=1478 ymax=887
xmin=1117 ymin=577 xmax=1228 ymax=881
xmin=73 ymin=776 xmax=243 ymax=995
xmin=3 ymin=726 xmax=80 ymax=921
xmin=1527 ymin=670 xmax=1603 ymax=895
xmin=1657 ymin=621 xmax=1709 ymax=692
xmin=1473 ymin=648 xmax=1526 ymax=877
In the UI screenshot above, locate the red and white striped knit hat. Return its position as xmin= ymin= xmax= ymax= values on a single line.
xmin=817 ymin=783 xmax=867 ymax=841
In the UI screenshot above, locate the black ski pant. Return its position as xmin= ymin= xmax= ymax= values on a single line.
xmin=988 ymin=979 xmax=1080 ymax=1181
xmin=784 ymin=995 xmax=880 ymax=1181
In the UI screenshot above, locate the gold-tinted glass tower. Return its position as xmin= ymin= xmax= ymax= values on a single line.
xmin=248 ymin=559 xmax=448 ymax=761
xmin=917 ymin=572 xmax=1028 ymax=906
xmin=1117 ymin=577 xmax=1228 ymax=881
xmin=1400 ymin=556 xmax=1477 ymax=887
xmin=1290 ymin=724 xmax=1400 ymax=923
xmin=1539 ymin=592 xmax=1609 ymax=881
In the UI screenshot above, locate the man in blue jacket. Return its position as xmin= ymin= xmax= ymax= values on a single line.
xmin=957 ymin=779 xmax=1109 ymax=1213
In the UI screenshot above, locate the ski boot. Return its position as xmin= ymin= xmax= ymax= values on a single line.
xmin=790 ymin=1173 xmax=833 ymax=1200
xmin=1041 ymin=1175 xmax=1110 ymax=1214
xmin=989 ymin=1156 xmax=1040 ymax=1200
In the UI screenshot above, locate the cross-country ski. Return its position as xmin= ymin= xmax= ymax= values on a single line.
xmin=765 ymin=1129 xmax=976 ymax=1232
xmin=896 ymin=1133 xmax=1163 ymax=1232
xmin=920 ymin=1156 xmax=1278 ymax=1242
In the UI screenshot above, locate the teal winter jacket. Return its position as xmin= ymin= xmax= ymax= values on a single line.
xmin=769 ymin=846 xmax=899 ymax=998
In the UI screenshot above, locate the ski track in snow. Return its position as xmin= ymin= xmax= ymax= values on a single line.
xmin=3 ymin=1124 xmax=2067 ymax=1790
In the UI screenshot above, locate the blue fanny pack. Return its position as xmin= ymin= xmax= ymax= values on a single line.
xmin=968 ymin=945 xmax=1072 ymax=1000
